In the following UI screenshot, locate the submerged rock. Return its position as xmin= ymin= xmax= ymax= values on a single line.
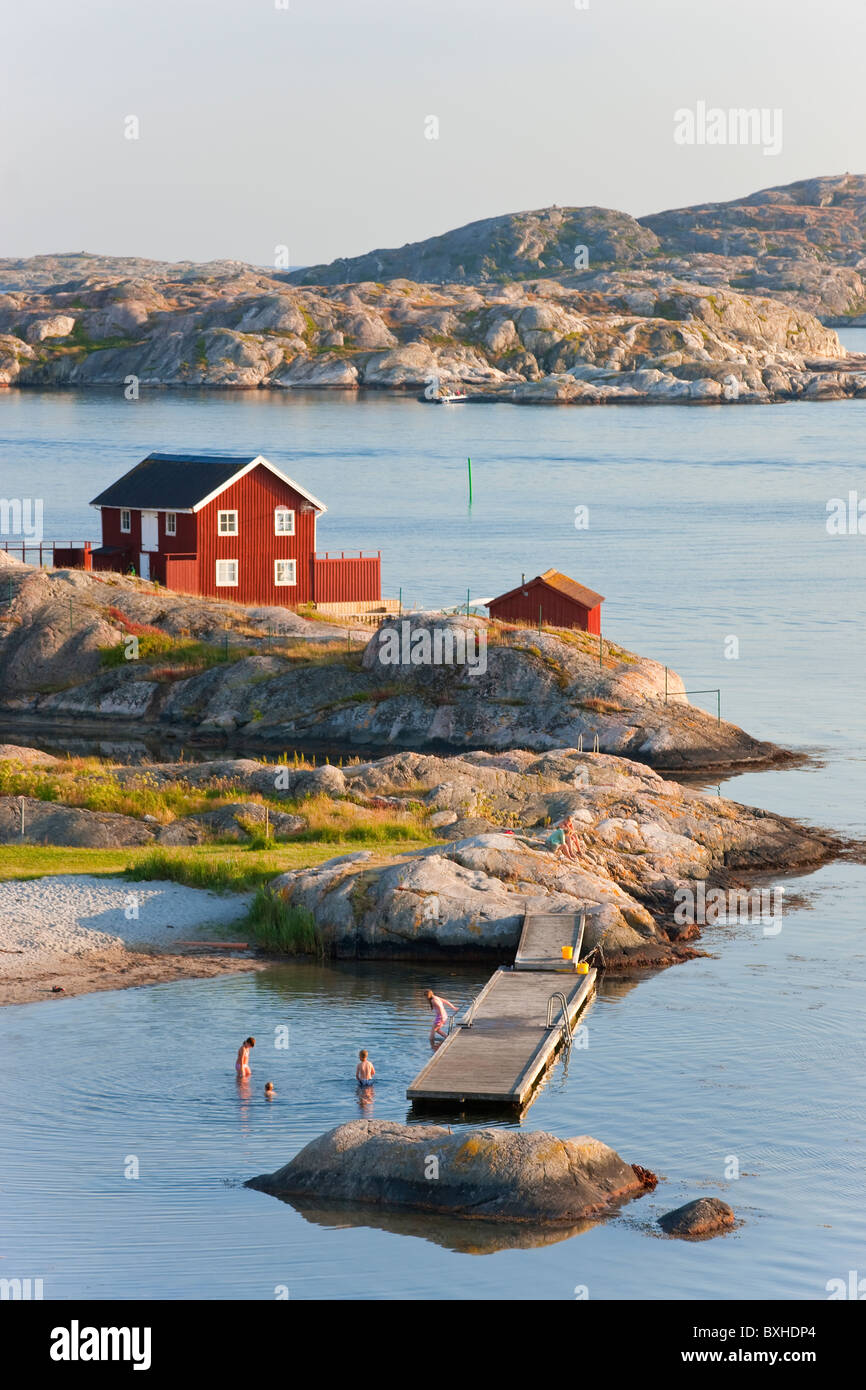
xmin=247 ymin=1120 xmax=650 ymax=1224
xmin=658 ymin=1197 xmax=736 ymax=1239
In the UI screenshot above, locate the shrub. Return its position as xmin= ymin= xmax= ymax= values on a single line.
xmin=246 ymin=887 xmax=324 ymax=955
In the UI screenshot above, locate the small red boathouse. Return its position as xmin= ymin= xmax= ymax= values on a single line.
xmin=487 ymin=569 xmax=604 ymax=633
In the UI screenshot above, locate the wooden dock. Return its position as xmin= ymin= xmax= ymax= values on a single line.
xmin=407 ymin=911 xmax=596 ymax=1110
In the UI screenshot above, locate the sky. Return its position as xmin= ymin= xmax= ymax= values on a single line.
xmin=1 ymin=0 xmax=864 ymax=267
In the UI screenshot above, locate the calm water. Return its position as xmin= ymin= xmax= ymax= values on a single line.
xmin=1 ymin=380 xmax=865 ymax=1299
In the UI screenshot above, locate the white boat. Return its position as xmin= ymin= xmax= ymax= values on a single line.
xmin=432 ymin=390 xmax=468 ymax=404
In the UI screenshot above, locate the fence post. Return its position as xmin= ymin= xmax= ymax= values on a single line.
xmin=598 ymin=630 xmax=602 ymax=668
xmin=664 ymin=666 xmax=668 ymax=702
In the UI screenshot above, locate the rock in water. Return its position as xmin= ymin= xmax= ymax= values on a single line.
xmin=246 ymin=1120 xmax=649 ymax=1223
xmin=658 ymin=1197 xmax=736 ymax=1239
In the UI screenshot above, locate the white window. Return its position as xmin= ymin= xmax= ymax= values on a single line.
xmin=274 ymin=507 xmax=295 ymax=535
xmin=275 ymin=558 xmax=297 ymax=587
xmin=216 ymin=559 xmax=238 ymax=587
xmin=218 ymin=510 xmax=238 ymax=535
xmin=165 ymin=512 xmax=177 ymax=536
xmin=120 ymin=509 xmax=131 ymax=533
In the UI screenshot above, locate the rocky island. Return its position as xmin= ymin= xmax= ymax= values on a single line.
xmin=2 ymin=174 xmax=865 ymax=406
xmin=0 ymin=564 xmax=788 ymax=771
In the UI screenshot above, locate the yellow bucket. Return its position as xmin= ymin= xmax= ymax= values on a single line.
xmin=561 ymin=946 xmax=573 ymax=960
xmin=576 ymin=961 xmax=589 ymax=975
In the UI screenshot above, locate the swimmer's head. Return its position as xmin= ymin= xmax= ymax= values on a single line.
xmin=264 ymin=1082 xmax=274 ymax=1093
xmin=359 ymin=1049 xmax=368 ymax=1060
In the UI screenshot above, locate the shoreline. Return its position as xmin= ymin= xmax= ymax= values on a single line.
xmin=0 ymin=872 xmax=258 ymax=1007
xmin=0 ymin=708 xmax=802 ymax=779
xmin=3 ymin=377 xmax=866 ymax=406
xmin=0 ymin=944 xmax=266 ymax=1007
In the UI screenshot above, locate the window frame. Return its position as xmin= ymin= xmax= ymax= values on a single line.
xmin=217 ymin=509 xmax=238 ymax=536
xmin=274 ymin=507 xmax=295 ymax=536
xmin=165 ymin=512 xmax=177 ymax=536
xmin=274 ymin=558 xmax=297 ymax=587
xmin=215 ymin=558 xmax=239 ymax=588
xmin=120 ymin=509 xmax=131 ymax=533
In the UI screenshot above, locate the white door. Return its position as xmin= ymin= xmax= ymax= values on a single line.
xmin=139 ymin=552 xmax=150 ymax=580
xmin=141 ymin=511 xmax=159 ymax=551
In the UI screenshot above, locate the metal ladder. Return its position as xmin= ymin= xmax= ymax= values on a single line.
xmin=546 ymin=991 xmax=573 ymax=1044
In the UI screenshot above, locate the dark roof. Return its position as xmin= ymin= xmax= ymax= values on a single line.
xmin=90 ymin=454 xmax=262 ymax=511
xmin=489 ymin=569 xmax=605 ymax=611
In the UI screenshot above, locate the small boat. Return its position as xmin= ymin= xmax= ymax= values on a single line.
xmin=430 ymin=389 xmax=468 ymax=405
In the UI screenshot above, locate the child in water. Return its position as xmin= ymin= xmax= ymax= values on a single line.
xmin=235 ymin=1036 xmax=255 ymax=1077
xmin=356 ymin=1049 xmax=375 ymax=1087
xmin=264 ymin=1082 xmax=275 ymax=1099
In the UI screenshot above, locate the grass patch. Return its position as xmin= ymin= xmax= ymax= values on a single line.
xmin=100 ymin=634 xmax=243 ymax=670
xmin=0 ymin=759 xmax=255 ymax=822
xmin=245 ymin=887 xmax=324 ymax=955
xmin=0 ymin=840 xmax=432 ymax=888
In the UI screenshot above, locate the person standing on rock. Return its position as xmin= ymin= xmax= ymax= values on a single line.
xmin=426 ymin=989 xmax=458 ymax=1045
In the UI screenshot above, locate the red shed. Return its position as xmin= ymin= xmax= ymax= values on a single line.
xmin=89 ymin=453 xmax=381 ymax=607
xmin=487 ymin=569 xmax=604 ymax=634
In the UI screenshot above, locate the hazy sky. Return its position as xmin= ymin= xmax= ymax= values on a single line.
xmin=1 ymin=0 xmax=863 ymax=266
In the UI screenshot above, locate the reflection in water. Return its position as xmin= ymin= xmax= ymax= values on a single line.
xmin=283 ymin=1195 xmax=599 ymax=1255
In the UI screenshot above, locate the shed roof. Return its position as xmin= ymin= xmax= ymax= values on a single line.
xmin=89 ymin=453 xmax=327 ymax=514
xmin=489 ymin=568 xmax=605 ymax=610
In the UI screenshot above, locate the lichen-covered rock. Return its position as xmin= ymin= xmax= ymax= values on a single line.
xmin=247 ymin=1120 xmax=649 ymax=1223
xmin=267 ymin=746 xmax=839 ymax=966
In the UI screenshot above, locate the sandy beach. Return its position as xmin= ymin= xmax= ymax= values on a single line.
xmin=0 ymin=875 xmax=265 ymax=1006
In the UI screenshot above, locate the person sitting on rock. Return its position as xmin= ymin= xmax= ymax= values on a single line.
xmin=547 ymin=817 xmax=580 ymax=862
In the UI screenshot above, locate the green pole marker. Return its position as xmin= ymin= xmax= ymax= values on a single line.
xmin=467 ymin=457 xmax=472 ymax=505
xmin=599 ymin=630 xmax=602 ymax=668
xmin=717 ymin=690 xmax=721 ymax=724
xmin=399 ymin=586 xmax=402 ymax=616
xmin=466 ymin=587 xmax=470 ymax=617
xmin=664 ymin=666 xmax=668 ymax=702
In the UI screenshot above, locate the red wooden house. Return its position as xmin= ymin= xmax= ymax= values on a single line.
xmin=89 ymin=453 xmax=381 ymax=606
xmin=487 ymin=569 xmax=604 ymax=633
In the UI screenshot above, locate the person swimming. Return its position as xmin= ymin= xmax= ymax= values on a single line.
xmin=356 ymin=1049 xmax=375 ymax=1087
xmin=264 ymin=1081 xmax=275 ymax=1099
xmin=425 ymin=989 xmax=458 ymax=1044
xmin=235 ymin=1036 xmax=255 ymax=1077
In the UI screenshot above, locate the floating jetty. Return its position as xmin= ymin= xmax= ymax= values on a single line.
xmin=407 ymin=912 xmax=596 ymax=1110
